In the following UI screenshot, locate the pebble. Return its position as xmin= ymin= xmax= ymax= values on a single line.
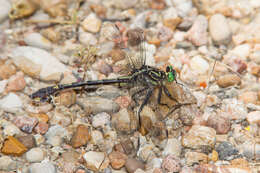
xmin=95 ymin=85 xmax=122 ymax=99
xmin=71 ymin=124 xmax=90 ymax=148
xmin=50 ymin=110 xmax=71 ymax=127
xmin=185 ymin=151 xmax=208 ymax=166
xmin=251 ymin=65 xmax=260 ymax=77
xmin=77 ymin=96 xmax=120 ymax=115
xmin=26 ymin=147 xmax=45 ymax=162
xmin=34 ymin=121 xmax=49 ymax=134
xmin=108 ymin=151 xmax=128 ymax=170
xmin=161 ymin=155 xmax=181 ymax=172
xmin=0 ymin=61 xmax=16 ymax=80
xmin=79 ymin=28 xmax=98 ymax=45
xmin=12 ymin=115 xmax=38 ymax=133
xmin=114 ymin=95 xmax=132 ymax=109
xmin=24 ymin=32 xmax=52 ymax=50
xmin=239 ymin=141 xmax=260 ymax=160
xmin=29 ymin=162 xmax=56 ymax=173
xmin=6 ymin=72 xmax=26 ymax=92
xmin=90 ymin=130 xmax=104 ymax=146
xmin=83 ymin=151 xmax=105 ymax=171
xmin=9 ymin=0 xmax=37 ymax=20
xmin=162 ymin=138 xmax=182 ymax=157
xmin=209 ymin=14 xmax=232 ymax=45
xmin=0 ymin=156 xmax=17 ymax=171
xmin=239 ymin=91 xmax=258 ymax=104
xmin=16 ymin=134 xmax=36 ymax=149
xmin=187 ymin=15 xmax=208 ymax=46
xmin=92 ymin=112 xmax=111 ymax=128
xmin=112 ymin=108 xmax=137 ymax=133
xmin=113 ymin=0 xmax=138 ymax=9
xmin=221 ymin=98 xmax=247 ymax=120
xmin=0 ymin=93 xmax=23 ymax=113
xmin=162 ymin=7 xmax=181 ymax=30
xmin=250 ymin=50 xmax=260 ymax=64
xmin=182 ymin=125 xmax=216 ymax=149
xmin=1 ymin=136 xmax=27 ymax=156
xmin=206 ymin=114 xmax=230 ymax=134
xmin=217 ymin=74 xmax=241 ymax=88
xmin=11 ymin=46 xmax=71 ymax=81
xmin=45 ymin=125 xmax=68 ymax=146
xmin=0 ymin=0 xmax=11 ymax=23
xmin=231 ymin=44 xmax=251 ymax=60
xmin=246 ymin=111 xmax=260 ymax=125
xmin=216 ymin=142 xmax=239 ymax=160
xmin=196 ymin=164 xmax=252 ymax=173
xmin=120 ymin=139 xmax=135 ymax=155
xmin=0 ymin=79 xmax=7 ymax=93
xmin=125 ymin=158 xmax=145 ymax=173
xmin=190 ymin=55 xmax=209 ymax=74
xmin=82 ymin=13 xmax=102 ymax=33
xmin=138 ymin=144 xmax=156 ymax=162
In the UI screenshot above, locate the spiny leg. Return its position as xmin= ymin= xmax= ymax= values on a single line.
xmin=131 ymin=87 xmax=148 ymax=107
xmin=157 ymin=86 xmax=170 ymax=108
xmin=138 ymin=87 xmax=153 ymax=128
xmin=162 ymin=85 xmax=179 ymax=103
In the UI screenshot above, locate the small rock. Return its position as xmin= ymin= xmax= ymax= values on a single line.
xmin=211 ymin=150 xmax=218 ymax=162
xmin=1 ymin=136 xmax=27 ymax=156
xmin=250 ymin=50 xmax=260 ymax=64
xmin=206 ymin=114 xmax=230 ymax=134
xmin=239 ymin=91 xmax=258 ymax=104
xmin=195 ymin=164 xmax=252 ymax=173
xmin=158 ymin=26 xmax=173 ymax=42
xmin=109 ymin=48 xmax=126 ymax=63
xmin=92 ymin=112 xmax=111 ymax=128
xmin=90 ymin=130 xmax=104 ymax=146
xmin=52 ymin=90 xmax=76 ymax=107
xmin=182 ymin=125 xmax=216 ymax=149
xmin=45 ymin=125 xmax=68 ymax=146
xmin=29 ymin=162 xmax=56 ymax=173
xmin=113 ymin=0 xmax=138 ymax=9
xmin=108 ymin=151 xmax=127 ymax=170
xmin=114 ymin=95 xmax=132 ymax=109
xmin=71 ymin=124 xmax=90 ymax=148
xmin=0 ymin=93 xmax=23 ymax=113
xmin=0 ymin=0 xmax=11 ymax=23
xmin=217 ymin=74 xmax=241 ymax=88
xmin=120 ymin=139 xmax=135 ymax=155
xmin=209 ymin=14 xmax=232 ymax=45
xmin=185 ymin=151 xmax=208 ymax=166
xmin=16 ymin=134 xmax=36 ymax=149
xmin=29 ymin=113 xmax=49 ymax=123
xmin=251 ymin=65 xmax=260 ymax=77
xmin=0 ymin=61 xmax=16 ymax=80
xmin=216 ymin=142 xmax=239 ymax=160
xmin=187 ymin=15 xmax=208 ymax=46
xmin=221 ymin=98 xmax=247 ymax=120
xmin=0 ymin=156 xmax=17 ymax=171
xmin=0 ymin=80 xmax=7 ymax=93
xmin=11 ymin=46 xmax=72 ymax=81
xmin=77 ymin=96 xmax=120 ymax=115
xmin=190 ymin=55 xmax=209 ymax=74
xmin=231 ymin=44 xmax=251 ymax=60
xmin=8 ymin=0 xmax=38 ymax=20
xmin=82 ymin=13 xmax=101 ymax=33
xmin=24 ymin=32 xmax=52 ymax=50
xmin=125 ymin=158 xmax=145 ymax=173
xmin=231 ymin=158 xmax=249 ymax=167
xmin=162 ymin=7 xmax=181 ymax=30
xmin=162 ymin=138 xmax=182 ymax=157
xmin=79 ymin=28 xmax=98 ymax=45
xmin=138 ymin=144 xmax=156 ymax=162
xmin=6 ymin=72 xmax=26 ymax=92
xmin=26 ymin=147 xmax=45 ymax=162
xmin=83 ymin=151 xmax=105 ymax=171
xmin=95 ymin=85 xmax=121 ymax=98
xmin=239 ymin=141 xmax=260 ymax=160
xmin=34 ymin=122 xmax=49 ymax=135
xmin=246 ymin=111 xmax=260 ymax=125
xmin=12 ymin=115 xmax=38 ymax=133
xmin=161 ymin=155 xmax=181 ymax=173
xmin=50 ymin=110 xmax=71 ymax=127
xmin=41 ymin=27 xmax=60 ymax=42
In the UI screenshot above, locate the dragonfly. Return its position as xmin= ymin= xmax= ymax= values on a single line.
xmin=30 ymin=28 xmax=192 ymax=128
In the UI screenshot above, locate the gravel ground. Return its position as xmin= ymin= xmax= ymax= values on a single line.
xmin=0 ymin=0 xmax=260 ymax=172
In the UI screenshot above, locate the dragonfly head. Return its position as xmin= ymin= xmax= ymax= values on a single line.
xmin=166 ymin=65 xmax=176 ymax=83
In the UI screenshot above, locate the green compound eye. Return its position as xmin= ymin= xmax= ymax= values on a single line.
xmin=166 ymin=65 xmax=176 ymax=82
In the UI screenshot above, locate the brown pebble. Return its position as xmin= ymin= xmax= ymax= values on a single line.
xmin=126 ymin=28 xmax=145 ymax=46
xmin=114 ymin=96 xmax=132 ymax=109
xmin=251 ymin=66 xmax=260 ymax=77
xmin=239 ymin=91 xmax=258 ymax=104
xmin=231 ymin=158 xmax=249 ymax=167
xmin=246 ymin=111 xmax=260 ymax=125
xmin=121 ymin=139 xmax=134 ymax=155
xmin=16 ymin=134 xmax=36 ymax=149
xmin=1 ymin=136 xmax=27 ymax=156
xmin=217 ymin=74 xmax=241 ymax=88
xmin=53 ymin=90 xmax=76 ymax=107
xmin=34 ymin=122 xmax=49 ymax=135
xmin=0 ymin=61 xmax=16 ymax=79
xmin=206 ymin=114 xmax=230 ymax=134
xmin=29 ymin=113 xmax=49 ymax=123
xmin=108 ymin=151 xmax=128 ymax=170
xmin=211 ymin=150 xmax=218 ymax=162
xmin=6 ymin=72 xmax=26 ymax=92
xmin=125 ymin=158 xmax=145 ymax=173
xmin=71 ymin=124 xmax=91 ymax=148
xmin=109 ymin=48 xmax=126 ymax=63
xmin=113 ymin=143 xmax=125 ymax=154
xmin=12 ymin=116 xmax=38 ymax=133
xmin=90 ymin=4 xmax=107 ymax=18
xmin=162 ymin=155 xmax=181 ymax=172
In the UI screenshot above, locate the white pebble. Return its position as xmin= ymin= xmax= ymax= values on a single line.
xmin=24 ymin=33 xmax=52 ymax=50
xmin=0 ymin=80 xmax=7 ymax=93
xmin=92 ymin=112 xmax=111 ymax=128
xmin=83 ymin=151 xmax=105 ymax=170
xmin=26 ymin=148 xmax=45 ymax=162
xmin=0 ymin=156 xmax=17 ymax=171
xmin=190 ymin=55 xmax=209 ymax=74
xmin=29 ymin=162 xmax=56 ymax=173
xmin=0 ymin=93 xmax=23 ymax=113
xmin=230 ymin=44 xmax=251 ymax=60
xmin=0 ymin=0 xmax=11 ymax=23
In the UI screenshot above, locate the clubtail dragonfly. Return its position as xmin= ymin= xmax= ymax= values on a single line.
xmin=30 ymin=28 xmax=191 ymax=127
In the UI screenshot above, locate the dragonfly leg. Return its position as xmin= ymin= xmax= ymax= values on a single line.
xmin=162 ymin=85 xmax=179 ymax=103
xmin=138 ymin=88 xmax=153 ymax=127
xmin=157 ymin=87 xmax=170 ymax=108
xmin=131 ymin=87 xmax=148 ymax=107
